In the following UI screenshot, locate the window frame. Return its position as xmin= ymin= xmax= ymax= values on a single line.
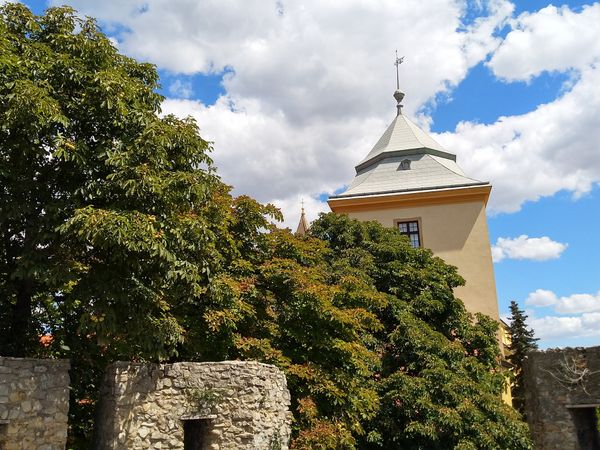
xmin=399 ymin=159 xmax=412 ymax=170
xmin=394 ymin=218 xmax=423 ymax=248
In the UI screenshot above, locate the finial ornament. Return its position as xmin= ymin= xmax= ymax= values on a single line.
xmin=394 ymin=51 xmax=405 ymax=116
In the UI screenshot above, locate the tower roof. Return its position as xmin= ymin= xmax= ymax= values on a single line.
xmin=334 ymin=152 xmax=487 ymax=199
xmin=355 ymin=113 xmax=455 ymax=172
xmin=295 ymin=206 xmax=310 ymax=235
xmin=331 ymin=92 xmax=488 ymax=200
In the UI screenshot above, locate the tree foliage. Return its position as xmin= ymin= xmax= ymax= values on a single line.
xmin=506 ymin=300 xmax=538 ymax=415
xmin=309 ymin=214 xmax=532 ymax=449
xmin=0 ymin=5 xmax=531 ymax=449
xmin=0 ymin=4 xmax=275 ymax=443
xmin=0 ymin=3 xmax=215 ymax=358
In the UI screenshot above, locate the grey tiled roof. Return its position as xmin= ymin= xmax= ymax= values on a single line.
xmin=356 ymin=114 xmax=455 ymax=171
xmin=332 ymin=114 xmax=488 ymax=199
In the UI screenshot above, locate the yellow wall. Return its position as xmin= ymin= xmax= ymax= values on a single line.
xmin=500 ymin=320 xmax=514 ymax=405
xmin=329 ymin=190 xmax=499 ymax=321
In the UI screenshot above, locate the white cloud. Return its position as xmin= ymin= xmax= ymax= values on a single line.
xmin=51 ymin=0 xmax=513 ymax=223
xmin=55 ymin=0 xmax=512 ymax=120
xmin=555 ymin=292 xmax=600 ymax=315
xmin=503 ymin=299 xmax=600 ymax=344
xmin=526 ymin=288 xmax=600 ymax=314
xmin=48 ymin=1 xmax=600 ymax=222
xmin=436 ymin=64 xmax=600 ymax=213
xmin=492 ymin=235 xmax=567 ymax=262
xmin=161 ymin=96 xmax=378 ymax=228
xmin=523 ymin=288 xmax=600 ymax=342
xmin=530 ymin=312 xmax=600 ymax=340
xmin=488 ymin=4 xmax=600 ymax=81
xmin=526 ymin=289 xmax=558 ymax=307
xmin=437 ymin=4 xmax=600 ymax=214
xmin=168 ymin=79 xmax=193 ymax=99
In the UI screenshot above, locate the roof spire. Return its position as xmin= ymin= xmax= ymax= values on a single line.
xmin=394 ymin=51 xmax=405 ymax=116
xmin=295 ymin=198 xmax=310 ymax=235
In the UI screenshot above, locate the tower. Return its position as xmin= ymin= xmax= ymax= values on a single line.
xmin=295 ymin=200 xmax=310 ymax=235
xmin=327 ymin=68 xmax=499 ymax=320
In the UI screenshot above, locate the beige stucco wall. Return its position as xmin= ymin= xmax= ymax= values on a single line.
xmin=345 ymin=200 xmax=499 ymax=321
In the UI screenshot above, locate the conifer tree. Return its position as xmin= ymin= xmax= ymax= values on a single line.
xmin=507 ymin=300 xmax=539 ymax=415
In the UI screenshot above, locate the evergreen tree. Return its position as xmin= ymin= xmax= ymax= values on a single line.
xmin=507 ymin=300 xmax=539 ymax=415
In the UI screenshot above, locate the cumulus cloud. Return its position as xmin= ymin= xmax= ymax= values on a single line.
xmin=554 ymin=292 xmax=600 ymax=314
xmin=50 ymin=0 xmax=514 ymax=223
xmin=435 ymin=3 xmax=600 ymax=214
xmin=48 ymin=1 xmax=600 ymax=222
xmin=523 ymin=288 xmax=600 ymax=342
xmin=161 ymin=96 xmax=378 ymax=228
xmin=502 ymin=301 xmax=600 ymax=344
xmin=488 ymin=4 xmax=600 ymax=81
xmin=436 ymin=64 xmax=600 ymax=213
xmin=491 ymin=235 xmax=567 ymax=262
xmin=527 ymin=288 xmax=600 ymax=314
xmin=526 ymin=289 xmax=558 ymax=307
xmin=530 ymin=312 xmax=600 ymax=340
xmin=56 ymin=0 xmax=512 ymax=121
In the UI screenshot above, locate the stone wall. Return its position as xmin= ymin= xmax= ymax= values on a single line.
xmin=0 ymin=357 xmax=70 ymax=450
xmin=523 ymin=346 xmax=600 ymax=450
xmin=94 ymin=360 xmax=292 ymax=450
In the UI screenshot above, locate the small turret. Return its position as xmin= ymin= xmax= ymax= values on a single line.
xmin=295 ymin=201 xmax=309 ymax=235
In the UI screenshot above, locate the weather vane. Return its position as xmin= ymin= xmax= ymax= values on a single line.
xmin=394 ymin=51 xmax=405 ymax=116
xmin=395 ymin=50 xmax=404 ymax=91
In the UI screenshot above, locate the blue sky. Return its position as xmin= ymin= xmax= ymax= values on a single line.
xmin=20 ymin=0 xmax=600 ymax=348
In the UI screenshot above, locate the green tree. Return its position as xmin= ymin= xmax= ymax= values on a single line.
xmin=309 ymin=214 xmax=532 ymax=449
xmin=0 ymin=4 xmax=277 ymax=444
xmin=0 ymin=3 xmax=206 ymax=357
xmin=507 ymin=300 xmax=538 ymax=415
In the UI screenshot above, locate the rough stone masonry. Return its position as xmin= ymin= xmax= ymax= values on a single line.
xmin=0 ymin=357 xmax=70 ymax=450
xmin=94 ymin=360 xmax=292 ymax=450
xmin=523 ymin=346 xmax=600 ymax=450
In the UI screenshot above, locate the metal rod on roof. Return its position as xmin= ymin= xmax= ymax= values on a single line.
xmin=395 ymin=51 xmax=404 ymax=91
xmin=394 ymin=51 xmax=405 ymax=116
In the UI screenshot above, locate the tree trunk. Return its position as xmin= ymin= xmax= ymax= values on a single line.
xmin=10 ymin=278 xmax=34 ymax=356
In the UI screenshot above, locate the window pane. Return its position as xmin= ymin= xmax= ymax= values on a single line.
xmin=410 ymin=234 xmax=420 ymax=248
xmin=409 ymin=222 xmax=418 ymax=232
xmin=399 ymin=223 xmax=408 ymax=232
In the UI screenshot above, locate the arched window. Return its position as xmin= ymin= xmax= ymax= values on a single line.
xmin=399 ymin=159 xmax=411 ymax=170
